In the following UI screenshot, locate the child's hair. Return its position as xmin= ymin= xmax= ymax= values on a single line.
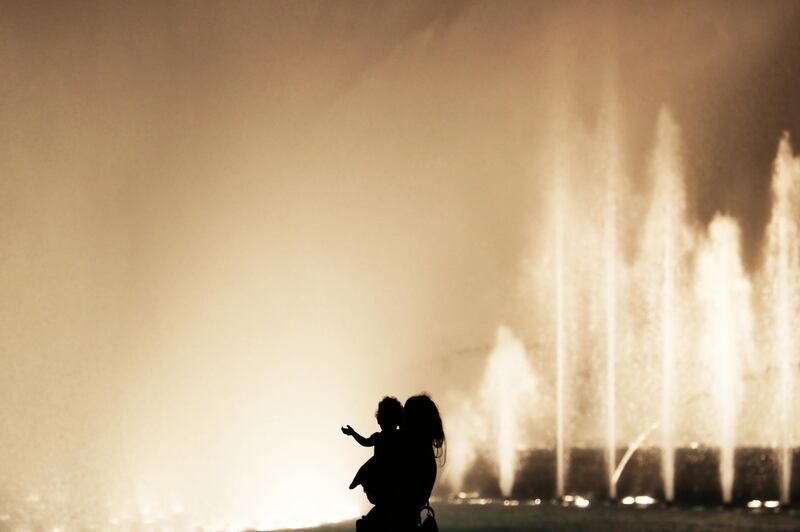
xmin=375 ymin=396 xmax=403 ymax=429
xmin=403 ymin=393 xmax=446 ymax=465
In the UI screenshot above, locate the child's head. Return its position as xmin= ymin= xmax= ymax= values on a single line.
xmin=375 ymin=396 xmax=403 ymax=431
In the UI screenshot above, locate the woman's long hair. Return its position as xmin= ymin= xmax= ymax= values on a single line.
xmin=403 ymin=394 xmax=446 ymax=465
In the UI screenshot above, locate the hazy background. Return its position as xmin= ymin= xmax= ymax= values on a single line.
xmin=1 ymin=0 xmax=800 ymax=526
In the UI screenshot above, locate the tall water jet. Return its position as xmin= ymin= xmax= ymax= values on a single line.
xmin=599 ymin=95 xmax=622 ymax=500
xmin=696 ymin=216 xmax=752 ymax=504
xmin=546 ymin=63 xmax=573 ymax=500
xmin=646 ymin=109 xmax=687 ymax=502
xmin=763 ymin=134 xmax=800 ymax=505
xmin=481 ymin=327 xmax=536 ymax=497
xmin=554 ymin=170 xmax=567 ymax=499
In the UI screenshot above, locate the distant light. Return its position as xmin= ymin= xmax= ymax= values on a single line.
xmin=250 ymin=507 xmax=361 ymax=530
xmin=764 ymin=500 xmax=780 ymax=509
xmin=503 ymin=499 xmax=520 ymax=506
xmin=531 ymin=498 xmax=542 ymax=506
xmin=689 ymin=441 xmax=699 ymax=450
xmin=747 ymin=500 xmax=762 ymax=509
xmin=634 ymin=495 xmax=655 ymax=505
xmin=561 ymin=494 xmax=590 ymax=508
xmin=622 ymin=496 xmax=635 ymax=505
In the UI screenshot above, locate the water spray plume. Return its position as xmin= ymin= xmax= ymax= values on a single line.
xmin=649 ymin=108 xmax=686 ymax=502
xmin=481 ymin=327 xmax=536 ymax=497
xmin=600 ymin=86 xmax=622 ymax=501
xmin=695 ymin=216 xmax=752 ymax=504
xmin=763 ymin=134 xmax=800 ymax=505
xmin=554 ymin=167 xmax=567 ymax=500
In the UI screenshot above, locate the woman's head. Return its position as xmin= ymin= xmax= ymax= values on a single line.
xmin=403 ymin=394 xmax=445 ymax=463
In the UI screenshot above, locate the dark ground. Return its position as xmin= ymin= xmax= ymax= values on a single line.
xmin=271 ymin=502 xmax=800 ymax=532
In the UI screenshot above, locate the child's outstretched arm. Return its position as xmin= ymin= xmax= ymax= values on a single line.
xmin=340 ymin=425 xmax=376 ymax=447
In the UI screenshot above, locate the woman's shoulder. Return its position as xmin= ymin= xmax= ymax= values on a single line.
xmin=397 ymin=432 xmax=434 ymax=462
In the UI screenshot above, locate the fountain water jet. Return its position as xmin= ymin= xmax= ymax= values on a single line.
xmin=481 ymin=327 xmax=536 ymax=497
xmin=554 ymin=172 xmax=567 ymax=499
xmin=611 ymin=422 xmax=660 ymax=491
xmin=763 ymin=134 xmax=800 ymax=504
xmin=600 ymin=93 xmax=622 ymax=501
xmin=646 ymin=109 xmax=687 ymax=502
xmin=696 ymin=216 xmax=753 ymax=504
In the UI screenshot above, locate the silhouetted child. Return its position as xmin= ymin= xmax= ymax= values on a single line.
xmin=341 ymin=396 xmax=403 ymax=500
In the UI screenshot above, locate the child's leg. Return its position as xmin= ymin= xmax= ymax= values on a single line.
xmin=350 ymin=458 xmax=373 ymax=490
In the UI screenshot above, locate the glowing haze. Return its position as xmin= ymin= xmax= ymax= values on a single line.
xmin=1 ymin=0 xmax=800 ymax=528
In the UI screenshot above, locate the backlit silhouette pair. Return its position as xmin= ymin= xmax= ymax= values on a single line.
xmin=342 ymin=394 xmax=445 ymax=531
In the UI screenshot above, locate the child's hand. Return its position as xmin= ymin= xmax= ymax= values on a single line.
xmin=341 ymin=425 xmax=354 ymax=436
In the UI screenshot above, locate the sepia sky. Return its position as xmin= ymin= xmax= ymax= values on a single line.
xmin=1 ymin=0 xmax=800 ymax=523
